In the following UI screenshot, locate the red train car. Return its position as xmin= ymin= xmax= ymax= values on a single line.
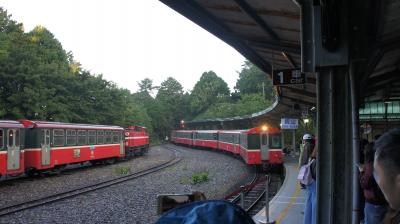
xmin=124 ymin=126 xmax=149 ymax=156
xmin=20 ymin=120 xmax=124 ymax=173
xmin=172 ymin=130 xmax=194 ymax=146
xmin=171 ymin=126 xmax=283 ymax=167
xmin=239 ymin=127 xmax=283 ymax=165
xmin=0 ymin=120 xmax=25 ymax=177
xmin=218 ymin=130 xmax=241 ymax=154
xmin=193 ymin=130 xmax=218 ymax=149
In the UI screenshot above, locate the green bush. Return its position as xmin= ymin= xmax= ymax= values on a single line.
xmin=192 ymin=171 xmax=209 ymax=184
xmin=115 ymin=166 xmax=131 ymax=175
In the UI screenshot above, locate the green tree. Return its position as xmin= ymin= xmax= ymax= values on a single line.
xmin=190 ymin=71 xmax=230 ymax=116
xmin=154 ymin=77 xmax=185 ymax=138
xmin=234 ymin=60 xmax=275 ymax=101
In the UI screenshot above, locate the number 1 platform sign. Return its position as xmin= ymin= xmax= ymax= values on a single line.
xmin=272 ymin=69 xmax=306 ymax=85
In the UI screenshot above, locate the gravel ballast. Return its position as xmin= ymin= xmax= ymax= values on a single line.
xmin=0 ymin=144 xmax=252 ymax=224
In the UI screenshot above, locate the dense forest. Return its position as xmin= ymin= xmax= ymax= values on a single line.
xmin=0 ymin=8 xmax=275 ymax=141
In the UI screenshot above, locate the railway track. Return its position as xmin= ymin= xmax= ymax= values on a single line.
xmin=225 ymin=170 xmax=283 ymax=217
xmin=0 ymin=145 xmax=181 ymax=217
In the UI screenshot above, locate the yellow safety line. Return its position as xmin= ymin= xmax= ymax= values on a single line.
xmin=275 ymin=177 xmax=301 ymax=223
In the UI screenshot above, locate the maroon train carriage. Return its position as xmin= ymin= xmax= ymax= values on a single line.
xmin=217 ymin=130 xmax=241 ymax=155
xmin=20 ymin=120 xmax=125 ymax=174
xmin=193 ymin=130 xmax=218 ymax=149
xmin=0 ymin=120 xmax=25 ymax=177
xmin=239 ymin=127 xmax=283 ymax=166
xmin=124 ymin=125 xmax=149 ymax=156
xmin=171 ymin=130 xmax=194 ymax=146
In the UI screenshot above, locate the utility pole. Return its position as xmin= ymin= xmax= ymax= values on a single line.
xmin=262 ymin=82 xmax=265 ymax=99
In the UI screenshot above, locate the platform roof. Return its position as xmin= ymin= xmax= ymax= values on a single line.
xmin=160 ymin=0 xmax=400 ymax=128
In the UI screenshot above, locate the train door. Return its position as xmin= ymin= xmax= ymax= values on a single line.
xmin=120 ymin=131 xmax=125 ymax=156
xmin=41 ymin=129 xmax=51 ymax=166
xmin=7 ymin=129 xmax=21 ymax=170
xmin=260 ymin=132 xmax=269 ymax=161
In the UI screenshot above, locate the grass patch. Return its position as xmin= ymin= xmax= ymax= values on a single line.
xmin=191 ymin=171 xmax=209 ymax=184
xmin=115 ymin=166 xmax=131 ymax=175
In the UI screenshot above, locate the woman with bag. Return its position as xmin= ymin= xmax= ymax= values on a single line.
xmin=299 ymin=134 xmax=317 ymax=224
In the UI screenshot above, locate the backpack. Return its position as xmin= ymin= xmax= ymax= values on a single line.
xmin=297 ymin=159 xmax=315 ymax=185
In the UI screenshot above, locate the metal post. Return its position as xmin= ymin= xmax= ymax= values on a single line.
xmin=240 ymin=185 xmax=245 ymax=209
xmin=258 ymin=175 xmax=275 ymax=224
xmin=292 ymin=129 xmax=296 ymax=154
xmin=265 ymin=175 xmax=270 ymax=222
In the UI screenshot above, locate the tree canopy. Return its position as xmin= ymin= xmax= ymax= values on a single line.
xmin=0 ymin=7 xmax=276 ymax=141
xmin=190 ymin=71 xmax=230 ymax=116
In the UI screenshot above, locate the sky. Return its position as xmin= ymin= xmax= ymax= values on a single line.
xmin=1 ymin=0 xmax=246 ymax=93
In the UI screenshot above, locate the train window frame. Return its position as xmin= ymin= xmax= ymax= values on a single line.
xmin=88 ymin=130 xmax=96 ymax=145
xmin=105 ymin=131 xmax=112 ymax=144
xmin=7 ymin=129 xmax=14 ymax=147
xmin=112 ymin=131 xmax=120 ymax=143
xmin=97 ymin=131 xmax=104 ymax=144
xmin=0 ymin=129 xmax=3 ymax=149
xmin=53 ymin=129 xmax=65 ymax=146
xmin=77 ymin=130 xmax=87 ymax=145
xmin=66 ymin=129 xmax=77 ymax=146
xmin=269 ymin=134 xmax=282 ymax=149
xmin=15 ymin=129 xmax=20 ymax=147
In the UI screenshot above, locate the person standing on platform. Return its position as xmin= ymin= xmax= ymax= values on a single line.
xmin=373 ymin=128 xmax=400 ymax=224
xmin=301 ymin=134 xmax=316 ymax=224
xmin=360 ymin=143 xmax=388 ymax=224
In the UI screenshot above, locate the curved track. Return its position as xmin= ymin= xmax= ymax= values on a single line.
xmin=0 ymin=145 xmax=181 ymax=217
xmin=225 ymin=171 xmax=282 ymax=216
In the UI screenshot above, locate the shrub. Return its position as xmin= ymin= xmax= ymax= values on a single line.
xmin=115 ymin=166 xmax=131 ymax=175
xmin=192 ymin=171 xmax=209 ymax=184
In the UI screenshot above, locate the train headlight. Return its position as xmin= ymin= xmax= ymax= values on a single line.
xmin=262 ymin=125 xmax=268 ymax=131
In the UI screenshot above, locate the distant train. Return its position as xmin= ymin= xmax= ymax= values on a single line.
xmin=171 ymin=126 xmax=283 ymax=167
xmin=0 ymin=120 xmax=149 ymax=178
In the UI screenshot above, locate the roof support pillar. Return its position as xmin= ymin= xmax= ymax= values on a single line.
xmin=317 ymin=67 xmax=353 ymax=224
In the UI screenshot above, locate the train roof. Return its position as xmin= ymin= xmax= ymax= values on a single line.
xmin=194 ymin=130 xmax=219 ymax=133
xmin=218 ymin=130 xmax=242 ymax=134
xmin=126 ymin=125 xmax=147 ymax=130
xmin=19 ymin=120 xmax=123 ymax=130
xmin=174 ymin=130 xmax=194 ymax=133
xmin=0 ymin=120 xmax=25 ymax=129
xmin=242 ymin=127 xmax=281 ymax=134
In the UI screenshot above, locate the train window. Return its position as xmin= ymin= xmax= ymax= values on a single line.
xmin=8 ymin=130 xmax=13 ymax=147
xmin=134 ymin=127 xmax=142 ymax=132
xmin=88 ymin=130 xmax=96 ymax=145
xmin=77 ymin=130 xmax=87 ymax=145
xmin=112 ymin=131 xmax=120 ymax=143
xmin=213 ymin=133 xmax=217 ymax=140
xmin=105 ymin=131 xmax=112 ymax=144
xmin=262 ymin=134 xmax=267 ymax=145
xmin=66 ymin=130 xmax=77 ymax=146
xmin=269 ymin=134 xmax=282 ymax=149
xmin=247 ymin=134 xmax=260 ymax=149
xmin=46 ymin=130 xmax=50 ymax=145
xmin=97 ymin=131 xmax=104 ymax=144
xmin=53 ymin=129 xmax=65 ymax=146
xmin=0 ymin=129 xmax=3 ymax=149
xmin=15 ymin=130 xmax=20 ymax=147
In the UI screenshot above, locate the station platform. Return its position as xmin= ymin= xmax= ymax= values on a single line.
xmin=253 ymin=155 xmax=305 ymax=224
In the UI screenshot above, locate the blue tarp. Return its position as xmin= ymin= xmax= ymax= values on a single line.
xmin=156 ymin=200 xmax=256 ymax=224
